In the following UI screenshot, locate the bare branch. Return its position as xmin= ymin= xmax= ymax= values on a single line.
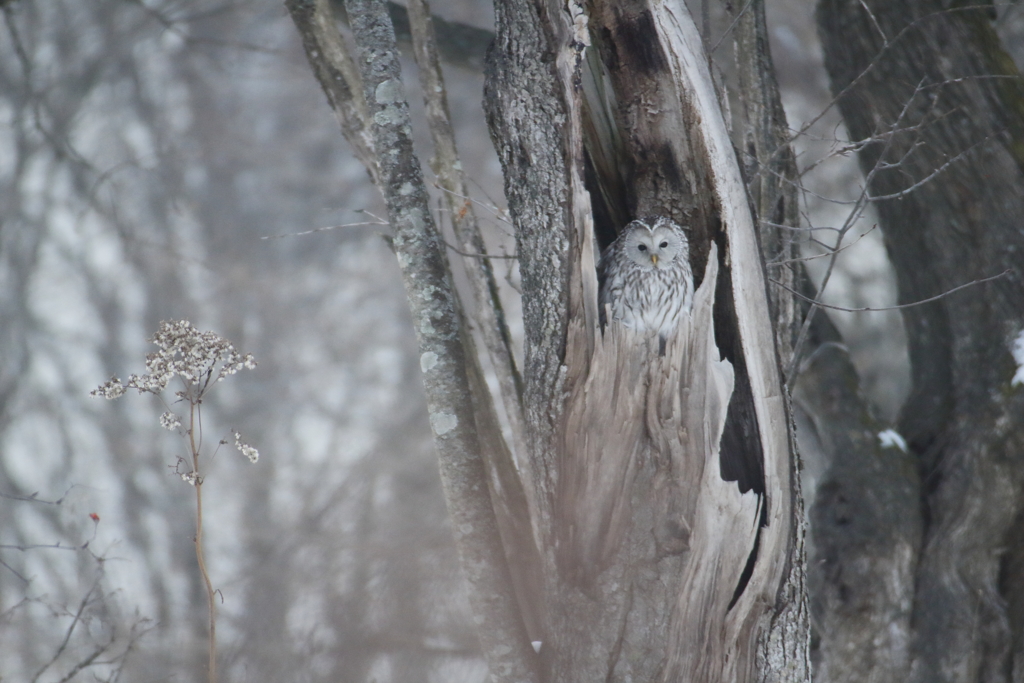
xmin=746 ymin=4 xmax=1012 ymax=188
xmin=858 ymin=0 xmax=888 ymax=46
xmin=771 ymin=270 xmax=1009 ymax=313
xmin=443 ymin=242 xmax=518 ymax=259
xmin=406 ymin=0 xmax=525 ymax=427
xmin=30 ymin=585 xmax=97 ymax=683
xmin=768 ymin=224 xmax=878 ymax=267
xmin=787 ymin=78 xmax=927 ymax=377
xmin=341 ymin=0 xmax=540 ymax=679
xmin=709 ymin=0 xmax=755 ymax=53
xmin=867 ymin=134 xmax=995 ymax=201
xmin=259 ymin=219 xmax=389 ymax=240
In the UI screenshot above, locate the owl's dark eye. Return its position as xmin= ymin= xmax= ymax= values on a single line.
xmin=659 ymin=241 xmax=669 ymax=248
xmin=637 ymin=244 xmax=647 ymax=252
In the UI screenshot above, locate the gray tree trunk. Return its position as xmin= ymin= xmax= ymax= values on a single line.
xmin=485 ymin=0 xmax=806 ymax=680
xmin=814 ymin=2 xmax=1024 ymax=682
xmin=290 ymin=0 xmax=810 ymax=679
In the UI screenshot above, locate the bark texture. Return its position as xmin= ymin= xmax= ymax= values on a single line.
xmin=403 ymin=0 xmax=543 ymax=644
xmin=485 ymin=0 xmax=804 ymax=680
xmin=816 ymin=2 xmax=1024 ymax=681
xmin=337 ymin=1 xmax=539 ymax=680
xmin=484 ymin=0 xmax=574 ymax=545
xmin=795 ymin=336 xmax=921 ymax=683
xmin=292 ymin=0 xmax=808 ymax=678
xmin=729 ymin=0 xmax=802 ymax=367
xmin=728 ymin=7 xmax=812 ymax=681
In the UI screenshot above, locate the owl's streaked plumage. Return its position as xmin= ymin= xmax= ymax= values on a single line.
xmin=598 ymin=216 xmax=694 ymax=340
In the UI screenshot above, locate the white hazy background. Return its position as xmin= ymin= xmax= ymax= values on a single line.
xmin=2 ymin=0 xmax=1021 ymax=680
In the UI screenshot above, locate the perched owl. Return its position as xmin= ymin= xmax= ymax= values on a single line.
xmin=598 ymin=216 xmax=694 ymax=340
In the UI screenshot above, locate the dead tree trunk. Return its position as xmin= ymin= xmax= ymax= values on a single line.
xmin=486 ymin=0 xmax=806 ymax=680
xmin=289 ymin=0 xmax=809 ymax=679
xmin=815 ymin=2 xmax=1024 ymax=681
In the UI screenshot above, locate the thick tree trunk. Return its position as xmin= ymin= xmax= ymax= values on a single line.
xmin=291 ymin=0 xmax=809 ymax=678
xmin=815 ymin=2 xmax=1024 ymax=681
xmin=795 ymin=316 xmax=922 ymax=683
xmin=486 ymin=0 xmax=806 ymax=680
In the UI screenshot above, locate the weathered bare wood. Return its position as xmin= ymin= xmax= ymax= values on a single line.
xmin=729 ymin=0 xmax=802 ymax=366
xmin=728 ymin=4 xmax=811 ymax=681
xmin=484 ymin=0 xmax=802 ymax=678
xmin=654 ymin=249 xmax=760 ymax=683
xmin=639 ymin=5 xmax=794 ymax=678
xmin=554 ymin=244 xmax=762 ymax=682
xmin=337 ymin=1 xmax=539 ymax=680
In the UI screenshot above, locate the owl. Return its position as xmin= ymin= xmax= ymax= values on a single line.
xmin=598 ymin=216 xmax=694 ymax=340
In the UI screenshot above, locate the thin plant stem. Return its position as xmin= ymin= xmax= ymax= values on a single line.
xmin=189 ymin=400 xmax=217 ymax=683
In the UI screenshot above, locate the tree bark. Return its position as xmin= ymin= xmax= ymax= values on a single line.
xmin=816 ymin=2 xmax=1024 ymax=681
xmin=794 ymin=322 xmax=921 ymax=683
xmin=728 ymin=5 xmax=811 ymax=681
xmin=292 ymin=0 xmax=809 ymax=678
xmin=335 ymin=1 xmax=540 ymax=679
xmin=486 ymin=0 xmax=805 ymax=680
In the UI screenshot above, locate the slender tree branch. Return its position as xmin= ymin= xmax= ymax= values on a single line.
xmin=866 ymin=134 xmax=994 ymax=201
xmin=787 ymin=78 xmax=927 ymax=377
xmin=406 ymin=0 xmax=526 ymax=433
xmin=286 ymin=0 xmax=378 ymax=184
xmin=339 ymin=0 xmax=540 ymax=679
xmin=30 ymin=586 xmax=97 ymax=683
xmin=770 ymin=269 xmax=1008 ymax=313
xmin=443 ymin=242 xmax=518 ymax=259
xmin=767 ymin=224 xmax=877 ymax=266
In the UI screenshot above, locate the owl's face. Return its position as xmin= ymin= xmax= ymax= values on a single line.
xmin=621 ymin=219 xmax=688 ymax=271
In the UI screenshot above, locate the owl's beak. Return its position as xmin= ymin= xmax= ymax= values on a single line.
xmin=650 ymin=254 xmax=658 ymax=266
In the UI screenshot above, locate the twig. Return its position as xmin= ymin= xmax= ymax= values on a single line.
xmin=767 ymin=224 xmax=877 ymax=266
xmin=53 ymin=640 xmax=112 ymax=683
xmin=770 ymin=270 xmax=1008 ymax=313
xmin=430 ymin=181 xmax=513 ymax=224
xmin=30 ymin=585 xmax=97 ymax=683
xmin=787 ymin=78 xmax=928 ymax=377
xmin=444 ymin=241 xmax=518 ymax=259
xmin=858 ymin=0 xmax=888 ymax=46
xmin=867 ymin=134 xmax=993 ymax=201
xmin=749 ymin=4 xmax=1009 ymax=188
xmin=0 ymin=486 xmax=75 ymax=505
xmin=260 ymin=220 xmax=390 ymax=240
xmin=0 ymin=542 xmax=82 ymax=551
xmin=709 ymin=0 xmax=756 ymax=54
xmin=0 ymin=557 xmax=28 ymax=582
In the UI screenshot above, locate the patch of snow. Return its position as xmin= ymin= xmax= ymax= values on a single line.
xmin=1012 ymin=329 xmax=1024 ymax=387
xmin=878 ymin=429 xmax=908 ymax=453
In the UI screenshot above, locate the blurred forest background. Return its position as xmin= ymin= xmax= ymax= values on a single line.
xmin=1 ymin=0 xmax=1022 ymax=681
